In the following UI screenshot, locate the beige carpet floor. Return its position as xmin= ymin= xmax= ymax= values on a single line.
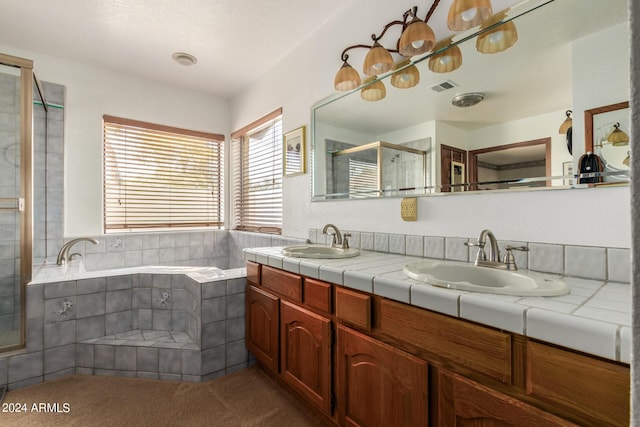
xmin=1 ymin=366 xmax=327 ymax=426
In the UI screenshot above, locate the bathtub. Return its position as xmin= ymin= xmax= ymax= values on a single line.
xmin=22 ymin=262 xmax=248 ymax=384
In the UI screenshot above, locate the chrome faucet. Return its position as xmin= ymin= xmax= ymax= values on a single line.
xmin=56 ymin=237 xmax=99 ymax=265
xmin=322 ymin=224 xmax=351 ymax=249
xmin=465 ymin=229 xmax=528 ymax=270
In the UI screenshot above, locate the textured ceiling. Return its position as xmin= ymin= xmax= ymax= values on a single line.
xmin=0 ymin=0 xmax=350 ymax=98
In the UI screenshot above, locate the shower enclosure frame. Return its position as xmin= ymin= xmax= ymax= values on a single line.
xmin=0 ymin=53 xmax=33 ymax=353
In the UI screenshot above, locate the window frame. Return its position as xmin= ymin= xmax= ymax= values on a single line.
xmin=230 ymin=108 xmax=283 ymax=234
xmin=103 ymin=115 xmax=224 ymax=233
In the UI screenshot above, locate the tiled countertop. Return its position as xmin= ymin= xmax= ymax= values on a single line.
xmin=244 ymin=247 xmax=631 ymax=364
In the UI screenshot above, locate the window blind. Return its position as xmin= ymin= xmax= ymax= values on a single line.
xmin=231 ymin=109 xmax=282 ymax=234
xmin=349 ymin=159 xmax=379 ymax=198
xmin=103 ymin=115 xmax=224 ymax=232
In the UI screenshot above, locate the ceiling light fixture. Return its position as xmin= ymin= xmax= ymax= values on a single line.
xmin=333 ymin=0 xmax=516 ymax=100
xmin=172 ymin=52 xmax=198 ymax=66
xmin=451 ymin=92 xmax=485 ymax=107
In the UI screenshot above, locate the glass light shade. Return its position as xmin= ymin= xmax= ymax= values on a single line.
xmin=391 ymin=60 xmax=420 ymax=89
xmin=361 ymin=77 xmax=386 ymax=101
xmin=363 ymin=42 xmax=394 ymax=76
xmin=398 ymin=18 xmax=436 ymax=57
xmin=448 ymin=0 xmax=493 ymax=31
xmin=428 ymin=42 xmax=462 ymax=73
xmin=477 ymin=20 xmax=518 ymax=54
xmin=558 ymin=111 xmax=572 ymax=134
xmin=608 ymin=123 xmax=629 ymax=146
xmin=334 ymin=61 xmax=361 ymax=91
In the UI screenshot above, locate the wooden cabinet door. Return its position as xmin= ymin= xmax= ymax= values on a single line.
xmin=436 ymin=369 xmax=578 ymax=427
xmin=246 ymin=285 xmax=279 ymax=372
xmin=280 ymin=301 xmax=332 ymax=415
xmin=336 ymin=325 xmax=428 ymax=427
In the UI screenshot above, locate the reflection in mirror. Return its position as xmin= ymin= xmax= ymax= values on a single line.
xmin=311 ymin=0 xmax=629 ymax=200
xmin=584 ymin=102 xmax=630 ymax=184
xmin=327 ymin=140 xmax=429 ymax=198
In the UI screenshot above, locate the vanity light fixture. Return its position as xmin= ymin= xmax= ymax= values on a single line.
xmin=363 ymin=41 xmax=395 ymax=75
xmin=428 ymin=38 xmax=463 ymax=73
xmin=448 ymin=0 xmax=493 ymax=31
xmin=334 ymin=1 xmax=441 ymax=91
xmin=391 ymin=59 xmax=420 ymax=89
xmin=398 ymin=7 xmax=436 ymax=57
xmin=334 ymin=59 xmax=361 ymax=91
xmin=558 ymin=110 xmax=572 ymax=134
xmin=334 ymin=0 xmax=513 ymax=96
xmin=360 ymin=77 xmax=386 ymax=102
xmin=171 ymin=52 xmax=198 ymax=66
xmin=607 ymin=122 xmax=629 ymax=146
xmin=476 ymin=12 xmax=518 ymax=54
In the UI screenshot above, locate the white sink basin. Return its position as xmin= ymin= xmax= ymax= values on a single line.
xmin=282 ymin=244 xmax=360 ymax=259
xmin=403 ymin=261 xmax=569 ymax=297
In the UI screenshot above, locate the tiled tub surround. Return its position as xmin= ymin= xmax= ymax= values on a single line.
xmin=0 ymin=266 xmax=248 ymax=390
xmin=245 ymin=245 xmax=631 ymax=365
xmin=37 ymin=230 xmax=305 ymax=272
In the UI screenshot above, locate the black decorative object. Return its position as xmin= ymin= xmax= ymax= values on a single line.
xmin=565 ymin=126 xmax=572 ymax=154
xmin=577 ymin=151 xmax=602 ymax=183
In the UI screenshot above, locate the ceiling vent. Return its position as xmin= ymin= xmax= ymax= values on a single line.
xmin=451 ymin=92 xmax=485 ymax=107
xmin=430 ymin=80 xmax=458 ymax=93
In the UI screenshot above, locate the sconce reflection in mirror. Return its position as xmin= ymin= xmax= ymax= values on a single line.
xmin=558 ymin=110 xmax=572 ymax=154
xmin=333 ymin=0 xmax=518 ymax=101
xmin=584 ymin=101 xmax=629 ymax=184
xmin=606 ymin=122 xmax=629 ymax=146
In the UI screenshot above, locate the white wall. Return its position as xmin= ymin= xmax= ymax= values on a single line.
xmin=0 ymin=43 xmax=230 ymax=237
xmin=572 ymin=23 xmax=629 ymax=160
xmin=467 ymin=110 xmax=572 ymax=178
xmin=230 ymin=1 xmax=631 ymax=248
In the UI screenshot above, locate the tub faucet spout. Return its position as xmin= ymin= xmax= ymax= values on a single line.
xmin=56 ymin=238 xmax=99 ymax=265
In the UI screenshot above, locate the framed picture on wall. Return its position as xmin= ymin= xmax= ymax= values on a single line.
xmin=283 ymin=126 xmax=306 ymax=176
xmin=563 ymin=161 xmax=574 ymax=186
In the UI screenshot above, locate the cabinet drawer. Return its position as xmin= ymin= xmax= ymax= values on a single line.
xmin=437 ymin=370 xmax=578 ymax=427
xmin=246 ymin=261 xmax=261 ymax=286
xmin=303 ymin=278 xmax=332 ymax=314
xmin=335 ymin=287 xmax=371 ymax=331
xmin=262 ymin=265 xmax=302 ymax=302
xmin=526 ymin=340 xmax=630 ymax=426
xmin=379 ymin=299 xmax=512 ymax=383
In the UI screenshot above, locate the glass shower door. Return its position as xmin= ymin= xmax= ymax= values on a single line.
xmin=0 ymin=55 xmax=33 ymax=352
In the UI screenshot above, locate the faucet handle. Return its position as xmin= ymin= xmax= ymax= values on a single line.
xmin=504 ymin=245 xmax=528 ymax=252
xmin=342 ymin=233 xmax=351 ymax=249
xmin=464 ymin=241 xmax=485 ymax=248
xmin=502 ymin=246 xmax=529 ymax=270
xmin=465 ymin=241 xmax=486 ymax=261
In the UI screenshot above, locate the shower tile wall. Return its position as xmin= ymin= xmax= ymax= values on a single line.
xmin=0 ymin=72 xmax=20 ymax=334
xmin=33 ymin=81 xmax=65 ymax=266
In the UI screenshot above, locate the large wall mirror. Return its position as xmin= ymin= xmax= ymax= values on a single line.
xmin=311 ymin=0 xmax=629 ymax=200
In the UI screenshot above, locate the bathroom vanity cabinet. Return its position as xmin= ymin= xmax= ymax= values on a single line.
xmin=245 ymin=261 xmax=629 ymax=427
